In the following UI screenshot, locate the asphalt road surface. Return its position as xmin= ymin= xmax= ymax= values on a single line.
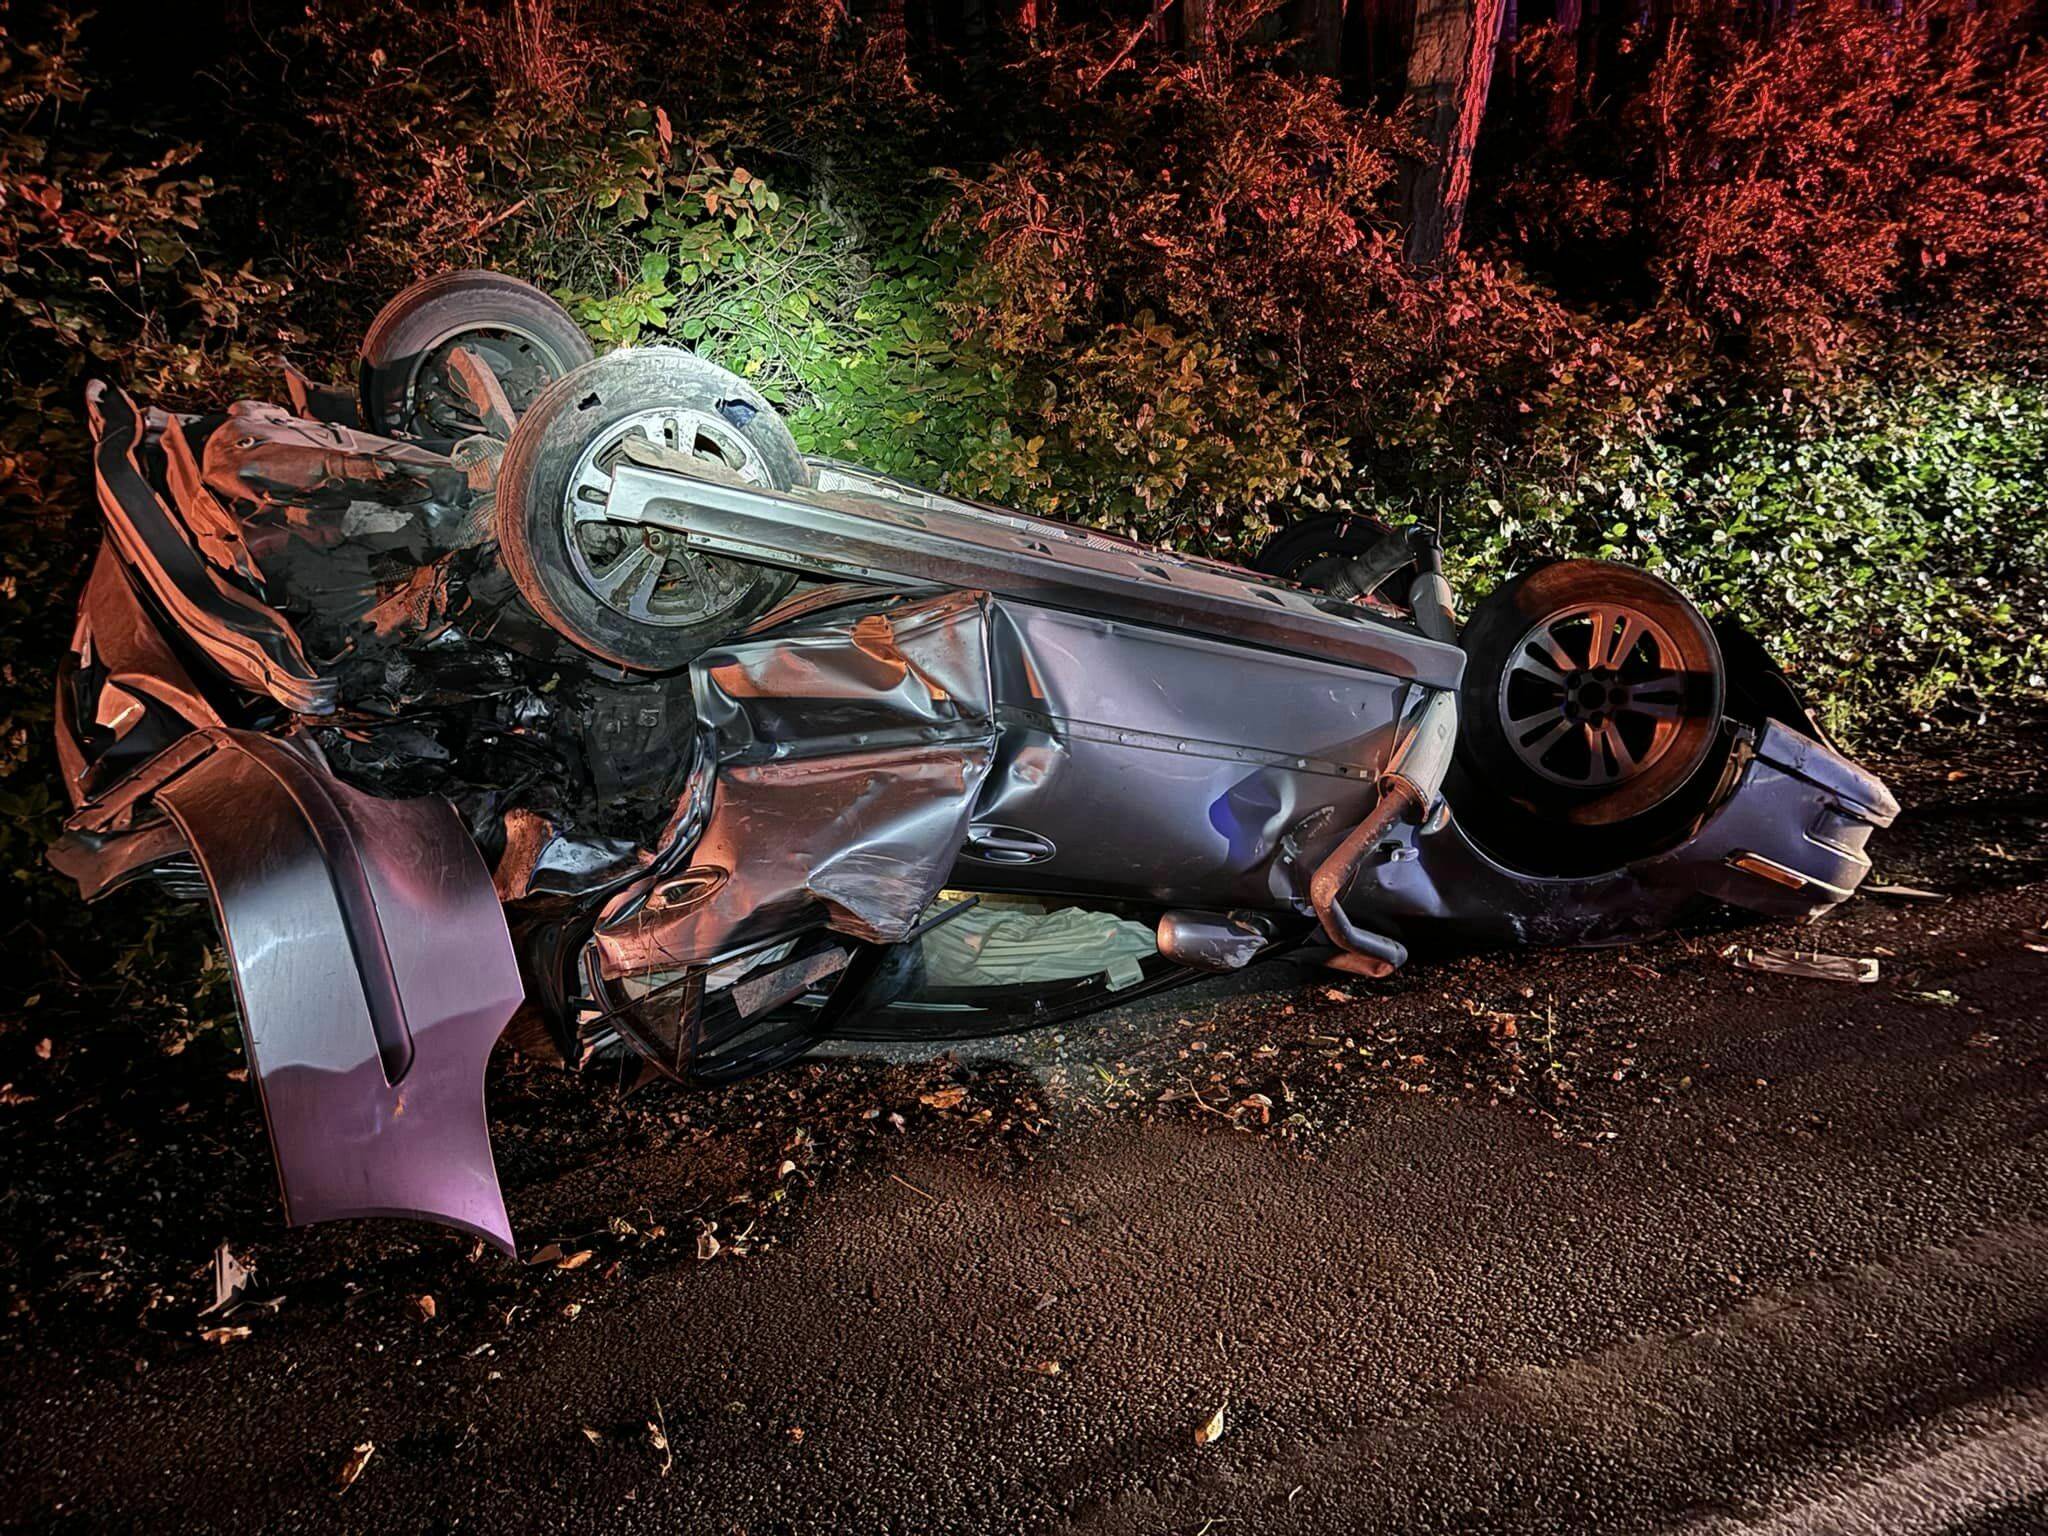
xmin=3 ymin=716 xmax=2045 ymax=1533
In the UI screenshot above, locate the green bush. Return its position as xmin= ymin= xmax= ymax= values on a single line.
xmin=522 ymin=112 xmax=1004 ymax=486
xmin=1426 ymin=377 xmax=2048 ymax=734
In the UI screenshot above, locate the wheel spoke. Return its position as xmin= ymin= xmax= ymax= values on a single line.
xmin=587 ymin=541 xmax=663 ymax=609
xmin=1511 ymin=653 xmax=1570 ymax=689
xmin=1583 ymin=608 xmax=1618 ymax=669
xmin=623 ymin=550 xmax=665 ymax=619
xmin=1518 ymin=715 xmax=1574 ymax=760
xmin=1530 ymin=627 xmax=1578 ymax=675
xmin=1609 ymin=611 xmax=1647 ymax=670
xmin=1507 ymin=703 xmax=1567 ymax=735
xmin=1596 ymin=718 xmax=1638 ymax=781
xmin=1614 ymin=679 xmax=1684 ymax=720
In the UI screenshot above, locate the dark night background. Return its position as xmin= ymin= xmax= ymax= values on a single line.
xmin=2 ymin=2 xmax=2047 ymax=1529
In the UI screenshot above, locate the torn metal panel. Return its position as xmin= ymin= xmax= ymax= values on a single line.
xmin=491 ymin=806 xmax=642 ymax=903
xmin=279 ymin=359 xmax=364 ymax=428
xmin=201 ymin=400 xmax=467 ymax=514
xmin=594 ymin=591 xmax=999 ymax=976
xmin=151 ymin=730 xmax=523 ymax=1252
xmin=55 ymin=543 xmax=223 ymax=808
xmin=86 ymin=383 xmax=336 ymax=715
xmin=160 ymin=414 xmax=265 ymax=584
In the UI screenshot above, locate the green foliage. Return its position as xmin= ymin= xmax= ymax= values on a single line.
xmin=1424 ymin=377 xmax=2048 ymax=733
xmin=952 ymin=317 xmax=1323 ymax=553
xmin=536 ymin=117 xmax=1006 ymax=485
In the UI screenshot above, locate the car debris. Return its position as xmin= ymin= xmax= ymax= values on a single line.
xmin=1727 ymin=945 xmax=1882 ymax=983
xmin=45 ymin=272 xmax=1899 ymax=1254
xmin=197 ymin=1242 xmax=251 ymax=1319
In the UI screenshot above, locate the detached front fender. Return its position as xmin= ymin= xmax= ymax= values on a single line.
xmin=55 ymin=730 xmax=524 ymax=1251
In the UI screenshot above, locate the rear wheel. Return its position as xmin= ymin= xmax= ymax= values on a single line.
xmin=494 ymin=348 xmax=802 ymax=672
xmin=1456 ymin=560 xmax=1727 ymax=853
xmin=358 ymin=271 xmax=595 ymax=441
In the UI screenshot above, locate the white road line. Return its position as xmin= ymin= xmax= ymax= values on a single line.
xmin=1678 ymin=1399 xmax=2048 ymax=1535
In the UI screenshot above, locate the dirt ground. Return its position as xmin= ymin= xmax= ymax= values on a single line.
xmin=2 ymin=710 xmax=2045 ymax=1534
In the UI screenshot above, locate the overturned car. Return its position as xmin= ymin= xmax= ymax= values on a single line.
xmin=50 ymin=272 xmax=1897 ymax=1252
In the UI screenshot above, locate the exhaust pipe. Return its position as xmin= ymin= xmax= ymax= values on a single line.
xmin=1308 ymin=687 xmax=1458 ymax=976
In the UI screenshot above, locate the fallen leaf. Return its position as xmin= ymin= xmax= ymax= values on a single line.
xmin=581 ymin=1426 xmax=604 ymax=1444
xmin=561 ymin=1302 xmax=583 ymax=1320
xmin=786 ymin=1425 xmax=805 ymax=1442
xmin=920 ymin=1086 xmax=968 ymax=1110
xmin=413 ymin=1294 xmax=437 ymax=1323
xmin=556 ymin=1249 xmax=594 ymax=1271
xmin=697 ymin=1229 xmax=722 ymax=1262
xmin=334 ymin=1441 xmax=375 ymax=1494
xmin=1031 ymin=1359 xmax=1062 ymax=1376
xmin=1195 ymin=1404 xmax=1226 ymax=1445
xmin=199 ymin=1324 xmax=251 ymax=1347
xmin=526 ymin=1243 xmax=563 ymax=1266
xmin=647 ymin=1413 xmax=671 ymax=1476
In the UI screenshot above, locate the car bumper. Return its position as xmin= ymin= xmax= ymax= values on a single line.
xmin=1349 ymin=720 xmax=1900 ymax=948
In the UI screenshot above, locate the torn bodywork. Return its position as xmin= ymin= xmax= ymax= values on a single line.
xmin=50 ymin=277 xmax=1896 ymax=1254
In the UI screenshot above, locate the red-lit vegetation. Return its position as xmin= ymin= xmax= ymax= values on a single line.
xmin=2 ymin=0 xmax=2045 ymax=772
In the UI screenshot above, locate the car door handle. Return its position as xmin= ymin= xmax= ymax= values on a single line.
xmin=961 ymin=825 xmax=1057 ymax=865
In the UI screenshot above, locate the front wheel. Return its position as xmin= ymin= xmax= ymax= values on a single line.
xmin=1456 ymin=560 xmax=1728 ymax=848
xmin=494 ymin=348 xmax=803 ymax=672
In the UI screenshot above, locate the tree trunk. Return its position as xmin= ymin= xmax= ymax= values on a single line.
xmin=1402 ymin=0 xmax=1507 ymax=269
xmin=1184 ymin=0 xmax=1214 ymax=59
xmin=1549 ymin=0 xmax=1582 ymax=136
xmin=1293 ymin=0 xmax=1345 ymax=75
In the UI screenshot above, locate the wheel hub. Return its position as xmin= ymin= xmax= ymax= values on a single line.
xmin=558 ymin=405 xmax=772 ymax=629
xmin=407 ymin=326 xmax=559 ymax=438
xmin=1497 ymin=603 xmax=1689 ymax=789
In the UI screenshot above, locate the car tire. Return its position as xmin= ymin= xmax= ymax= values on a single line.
xmin=494 ymin=348 xmax=801 ymax=673
xmin=1253 ymin=514 xmax=1385 ymax=583
xmin=1456 ymin=560 xmax=1728 ymax=843
xmin=358 ymin=270 xmax=596 ymax=441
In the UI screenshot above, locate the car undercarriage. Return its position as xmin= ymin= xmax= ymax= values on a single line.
xmin=47 ymin=273 xmax=1898 ymax=1253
